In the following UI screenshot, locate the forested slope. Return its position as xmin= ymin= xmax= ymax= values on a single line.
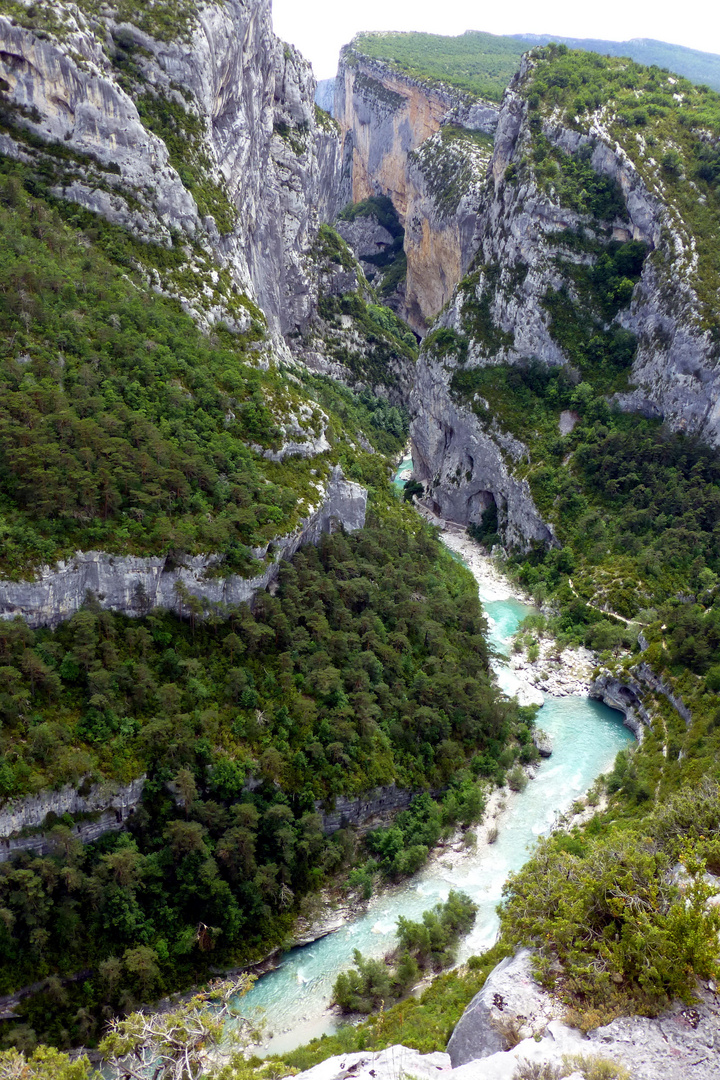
xmin=0 ymin=0 xmax=529 ymax=1056
xmin=2 ymin=3 xmax=720 ymax=1073
xmin=347 ymin=29 xmax=720 ymax=100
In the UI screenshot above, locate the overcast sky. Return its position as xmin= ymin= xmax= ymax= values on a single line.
xmin=272 ymin=0 xmax=720 ymax=80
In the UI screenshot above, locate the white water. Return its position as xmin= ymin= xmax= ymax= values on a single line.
xmin=234 ymin=456 xmax=633 ymax=1055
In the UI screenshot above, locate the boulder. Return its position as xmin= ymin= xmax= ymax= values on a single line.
xmin=533 ymin=730 xmax=553 ymax=758
xmin=290 ymin=1045 xmax=451 ymax=1080
xmin=446 ymin=949 xmax=562 ymax=1067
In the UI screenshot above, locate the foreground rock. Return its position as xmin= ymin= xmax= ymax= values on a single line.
xmin=449 ymin=949 xmax=720 ymax=1080
xmin=287 ymin=949 xmax=720 ymax=1080
xmin=447 ymin=949 xmax=563 ymax=1065
xmin=289 ymin=1046 xmax=452 ymax=1080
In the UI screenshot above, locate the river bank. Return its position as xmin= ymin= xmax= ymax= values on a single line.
xmin=433 ymin=518 xmax=596 ymax=703
xmin=231 ymin=480 xmax=633 ymax=1057
xmin=241 ymin=778 xmax=534 ymax=1056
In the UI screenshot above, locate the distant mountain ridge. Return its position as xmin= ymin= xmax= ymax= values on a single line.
xmin=334 ymin=29 xmax=720 ymax=103
xmin=509 ymin=33 xmax=720 ymax=90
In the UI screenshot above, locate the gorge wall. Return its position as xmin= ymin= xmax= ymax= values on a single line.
xmin=0 ymin=0 xmax=350 ymax=337
xmin=0 ymin=0 xmax=372 ymax=628
xmin=408 ymin=52 xmax=720 ymax=542
xmin=335 ymin=41 xmax=499 ymax=332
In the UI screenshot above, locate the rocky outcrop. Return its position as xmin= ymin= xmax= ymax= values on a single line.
xmin=409 ymin=343 xmax=556 ymax=546
xmin=290 ymin=1046 xmax=452 ymax=1080
xmin=447 ymin=949 xmax=563 ymax=1065
xmin=292 ymin=223 xmax=417 ymax=404
xmin=591 ymin=660 xmax=692 ymax=739
xmin=591 ymin=673 xmax=651 ymax=740
xmin=0 ymin=776 xmax=145 ymax=862
xmin=0 ymin=467 xmax=367 ymax=628
xmin=0 ymin=776 xmax=145 ymax=837
xmin=445 ymin=949 xmax=720 ymax=1080
xmin=317 ymin=783 xmax=417 ymax=835
xmin=0 ymin=0 xmax=349 ymax=338
xmin=335 ymin=42 xmax=499 ymax=332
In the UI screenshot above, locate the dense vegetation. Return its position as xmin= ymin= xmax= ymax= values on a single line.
xmin=2 ymin=0 xmax=203 ymax=43
xmin=0 ymin=164 xmax=312 ymax=578
xmin=348 ymin=28 xmax=720 ymax=106
xmin=0 ymin=514 xmax=535 ymax=1049
xmin=332 ymin=891 xmax=478 ymax=1013
xmin=348 ymin=31 xmax=527 ymax=102
xmin=281 ymin=941 xmax=510 ymax=1070
xmin=512 ymin=33 xmax=720 ymax=93
xmin=525 ymin=45 xmax=720 ymax=331
xmin=500 ymin=786 xmax=720 ymax=1020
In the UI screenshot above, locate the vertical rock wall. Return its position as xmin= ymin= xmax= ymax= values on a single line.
xmin=0 ymin=0 xmax=350 ymax=336
xmin=335 ymin=43 xmax=499 ymax=333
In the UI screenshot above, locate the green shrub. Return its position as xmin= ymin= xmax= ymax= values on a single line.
xmin=332 ymin=891 xmax=478 ymax=1013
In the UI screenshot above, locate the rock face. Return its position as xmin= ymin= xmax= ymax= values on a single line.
xmin=0 ymin=467 xmax=367 ymax=628
xmin=288 ymin=963 xmax=720 ymax=1080
xmin=0 ymin=0 xmax=350 ymax=335
xmin=447 ymin=949 xmax=563 ymax=1065
xmin=314 ymin=77 xmax=336 ymax=114
xmin=409 ymin=51 xmax=720 ymax=542
xmin=317 ymin=784 xmax=417 ymax=835
xmin=0 ymin=776 xmax=145 ymax=838
xmin=410 ymin=342 xmax=556 ymax=547
xmin=444 ymin=949 xmax=720 ymax=1080
xmin=0 ymin=776 xmax=145 ymax=862
xmin=591 ymin=660 xmax=693 ymax=742
xmin=335 ymin=41 xmax=499 ymax=332
xmin=403 ymin=128 xmax=492 ymax=331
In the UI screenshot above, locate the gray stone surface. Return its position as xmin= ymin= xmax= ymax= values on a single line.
xmin=290 ymin=1045 xmax=451 ymax=1080
xmin=533 ymin=731 xmax=553 ymax=758
xmin=446 ymin=950 xmax=720 ymax=1080
xmin=409 ymin=346 xmax=557 ymax=549
xmin=0 ymin=776 xmax=145 ymax=838
xmin=315 ymin=78 xmax=335 ymax=115
xmin=317 ymin=784 xmax=417 ymax=835
xmin=0 ymin=0 xmax=350 ymax=337
xmin=0 ymin=776 xmax=146 ymax=862
xmin=447 ymin=949 xmax=563 ymax=1066
xmin=0 ymin=467 xmax=366 ymax=628
xmin=591 ymin=659 xmax=693 ymax=741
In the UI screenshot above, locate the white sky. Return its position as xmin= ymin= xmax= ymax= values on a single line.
xmin=271 ymin=0 xmax=720 ymax=80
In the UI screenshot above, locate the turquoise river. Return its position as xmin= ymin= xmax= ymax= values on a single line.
xmin=234 ymin=458 xmax=634 ymax=1055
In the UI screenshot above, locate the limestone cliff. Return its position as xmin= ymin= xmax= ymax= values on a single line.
xmin=0 ymin=0 xmax=350 ymax=336
xmin=335 ymin=39 xmax=499 ymax=332
xmin=410 ymin=49 xmax=720 ymax=543
xmin=0 ymin=0 xmax=374 ymax=625
xmin=0 ymin=466 xmax=367 ymax=628
xmin=410 ymin=337 xmax=556 ymax=548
